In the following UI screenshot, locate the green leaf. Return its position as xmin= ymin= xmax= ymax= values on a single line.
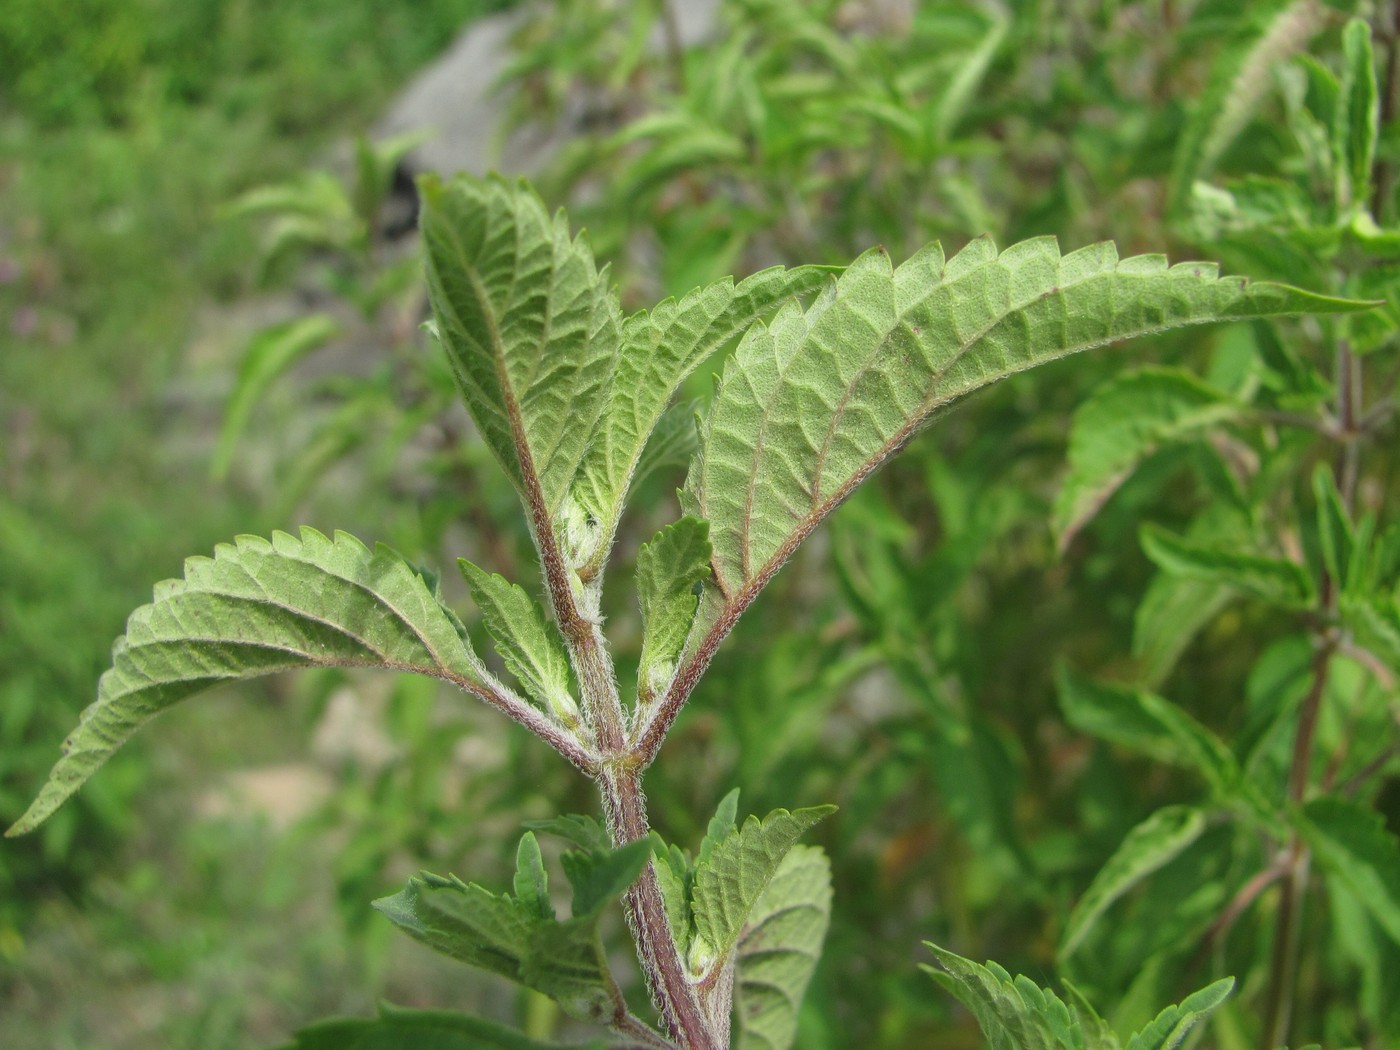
xmin=1059 ymin=806 xmax=1209 ymax=959
xmin=922 ymin=943 xmax=1108 ymax=1050
xmin=514 ymin=832 xmax=552 ymax=920
xmin=211 ymin=314 xmax=339 ymax=480
xmin=923 ymin=944 xmax=1233 ymax=1050
xmin=1053 ymin=368 xmax=1238 ymax=548
xmin=459 ymin=560 xmax=578 ymax=726
xmin=8 ymin=528 xmax=488 ymax=837
xmin=636 ymin=518 xmax=712 ymax=703
xmin=690 ymin=803 xmax=835 ymax=972
xmin=525 ymin=813 xmax=613 ymax=853
xmin=373 ymin=835 xmax=649 ymax=1023
xmin=1132 ymin=574 xmax=1236 ymax=687
xmin=571 ymin=265 xmax=836 ymax=567
xmin=1140 ymin=523 xmax=1315 ymax=610
xmin=420 ymin=173 xmax=623 ymax=517
xmin=699 ymin=788 xmax=742 ymax=869
xmin=1299 ymin=795 xmax=1400 ymax=946
xmin=733 ymin=844 xmax=832 ymax=1050
xmin=1122 ymin=978 xmax=1235 ymax=1050
xmin=560 ymin=837 xmax=652 ymax=918
xmin=1336 ymin=18 xmax=1379 ymax=208
xmin=683 ymin=237 xmax=1362 ymax=644
xmin=1055 ymin=667 xmax=1240 ymax=795
xmin=278 ymin=1001 xmax=609 ymax=1050
xmin=651 ymin=837 xmax=695 ymax=959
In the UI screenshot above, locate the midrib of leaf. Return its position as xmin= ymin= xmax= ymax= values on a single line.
xmin=633 ymin=237 xmax=1370 ymax=763
xmin=6 ymin=528 xmax=563 ymax=836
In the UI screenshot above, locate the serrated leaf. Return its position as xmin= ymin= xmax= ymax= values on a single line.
xmin=700 ymin=789 xmax=742 ymax=868
xmin=922 ymin=943 xmax=1105 ymax=1050
xmin=636 ymin=518 xmax=712 ymax=703
xmin=8 ymin=528 xmax=489 ymax=836
xmin=682 ymin=237 xmax=1362 ymax=648
xmin=1140 ymin=523 xmax=1315 ymax=609
xmin=277 ymin=1001 xmax=610 ymax=1050
xmin=1055 ymin=667 xmax=1240 ymax=795
xmin=571 ymin=265 xmax=836 ymax=568
xmin=1060 ymin=806 xmax=1209 ymax=959
xmin=374 ymin=837 xmax=648 ymax=1024
xmin=691 ymin=804 xmax=835 ymax=969
xmin=560 ymin=837 xmax=652 ymax=918
xmin=420 ymin=173 xmax=623 ymax=516
xmin=525 ymin=813 xmax=613 ymax=853
xmin=1122 ymin=978 xmax=1235 ymax=1050
xmin=923 ymin=944 xmax=1233 ymax=1050
xmin=459 ymin=559 xmax=577 ymax=725
xmin=211 ymin=314 xmax=339 ymax=480
xmin=1054 ymin=368 xmax=1238 ymax=548
xmin=733 ymin=844 xmax=832 ymax=1050
xmin=1299 ymin=795 xmax=1400 ymax=946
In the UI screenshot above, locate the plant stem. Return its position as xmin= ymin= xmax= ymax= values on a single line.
xmin=601 ymin=764 xmax=717 ymax=1050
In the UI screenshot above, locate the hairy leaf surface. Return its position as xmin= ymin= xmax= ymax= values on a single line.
xmin=421 ymin=173 xmax=623 ymax=515
xmin=734 ymin=844 xmax=832 ymax=1050
xmin=924 ymin=943 xmax=1233 ymax=1050
xmin=373 ymin=835 xmax=651 ymax=1022
xmin=636 ymin=518 xmax=712 ymax=702
xmin=459 ymin=559 xmax=576 ymax=724
xmin=572 ymin=265 xmax=834 ymax=562
xmin=691 ymin=804 xmax=835 ymax=968
xmin=9 ymin=528 xmax=488 ymax=836
xmin=682 ymin=237 xmax=1362 ymax=645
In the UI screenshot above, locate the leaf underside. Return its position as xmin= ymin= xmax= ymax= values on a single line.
xmin=7 ymin=527 xmax=486 ymax=836
xmin=692 ymin=804 xmax=836 ymax=963
xmin=681 ymin=235 xmax=1364 ymax=649
xmin=420 ymin=173 xmax=622 ymax=516
xmin=734 ymin=844 xmax=833 ymax=1050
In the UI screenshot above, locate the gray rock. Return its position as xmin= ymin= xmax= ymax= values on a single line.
xmin=375 ymin=0 xmax=721 ymax=179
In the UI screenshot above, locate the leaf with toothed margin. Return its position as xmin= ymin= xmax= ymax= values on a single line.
xmin=459 ymin=559 xmax=578 ymax=725
xmin=570 ymin=264 xmax=837 ymax=568
xmin=8 ymin=527 xmax=490 ymax=837
xmin=923 ymin=942 xmax=1234 ymax=1050
xmin=420 ymin=173 xmax=623 ymax=518
xmin=690 ymin=803 xmax=835 ymax=971
xmin=678 ymin=238 xmax=1367 ymax=655
xmin=373 ymin=833 xmax=652 ymax=1024
xmin=734 ymin=844 xmax=832 ymax=1050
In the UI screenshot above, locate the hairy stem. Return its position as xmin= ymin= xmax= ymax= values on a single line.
xmin=600 ymin=765 xmax=718 ymax=1049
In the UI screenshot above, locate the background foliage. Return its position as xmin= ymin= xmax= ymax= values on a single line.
xmin=3 ymin=1 xmax=1398 ymax=1048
